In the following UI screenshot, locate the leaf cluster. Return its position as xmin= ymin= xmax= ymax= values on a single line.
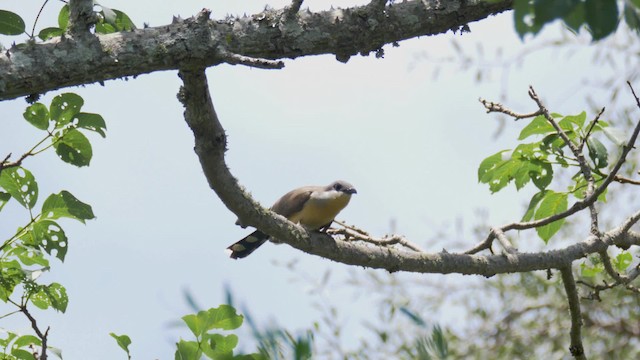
xmin=478 ymin=111 xmax=619 ymax=242
xmin=512 ymin=0 xmax=640 ymax=41
xmin=175 ymin=305 xmax=263 ymax=360
xmin=0 ymin=3 xmax=135 ymax=41
xmin=0 ymin=92 xmax=104 ymax=359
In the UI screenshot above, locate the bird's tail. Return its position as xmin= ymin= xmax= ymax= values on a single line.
xmin=226 ymin=230 xmax=269 ymax=259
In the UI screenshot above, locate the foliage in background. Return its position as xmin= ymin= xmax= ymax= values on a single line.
xmin=0 ymin=92 xmax=104 ymax=358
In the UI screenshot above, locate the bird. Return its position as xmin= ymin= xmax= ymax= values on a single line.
xmin=226 ymin=180 xmax=357 ymax=259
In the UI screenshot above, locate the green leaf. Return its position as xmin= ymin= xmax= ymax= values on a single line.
xmin=514 ymin=0 xmax=543 ymax=38
xmin=0 ymin=191 xmax=10 ymax=211
xmin=518 ymin=115 xmax=555 ymax=140
xmin=58 ymin=5 xmax=69 ymax=30
xmin=23 ymin=103 xmax=50 ymax=130
xmin=530 ymin=161 xmax=553 ymax=191
xmin=54 ymin=129 xmax=93 ymax=167
xmin=12 ymin=246 xmax=49 ymax=267
xmin=38 ymin=27 xmax=64 ymax=41
xmin=0 ymin=260 xmax=24 ymax=301
xmin=0 ymin=10 xmax=25 ymax=35
xmin=95 ymin=22 xmax=116 ymax=34
xmin=30 ymin=282 xmax=68 ymax=312
xmin=613 ymin=252 xmax=633 ymax=272
xmin=560 ymin=111 xmax=586 ymax=129
xmin=625 ymin=4 xmax=640 ymax=32
xmin=0 ymin=331 xmax=17 ymax=348
xmin=586 ymin=137 xmax=608 ymax=168
xmin=522 ymin=191 xmax=547 ymax=222
xmin=580 ymin=261 xmax=603 ymax=277
xmin=42 ymin=190 xmax=95 ymax=223
xmin=31 ymin=220 xmax=68 ymax=261
xmin=110 ymin=333 xmax=132 ymax=356
xmin=0 ymin=166 xmax=38 ymax=209
xmin=202 ymin=334 xmax=238 ymax=358
xmin=585 ymin=0 xmax=619 ymax=40
xmin=13 ymin=335 xmax=42 ymax=348
xmin=533 ymin=0 xmax=578 ymax=26
xmin=175 ymin=340 xmax=201 ymax=360
xmin=563 ymin=2 xmax=586 ymax=33
xmin=207 ymin=304 xmax=244 ymax=331
xmin=50 ymin=93 xmax=84 ymax=127
xmin=11 ymin=348 xmax=35 ymax=360
xmin=75 ymin=113 xmax=107 ymax=137
xmin=114 ymin=9 xmax=136 ymax=31
xmin=534 ymin=191 xmax=568 ymax=243
xmin=477 ymin=150 xmax=508 ymax=182
xmin=182 ymin=313 xmax=208 ymax=338
xmin=100 ymin=5 xmax=118 ymax=25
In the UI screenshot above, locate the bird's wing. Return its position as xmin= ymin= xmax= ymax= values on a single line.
xmin=270 ymin=186 xmax=317 ymax=219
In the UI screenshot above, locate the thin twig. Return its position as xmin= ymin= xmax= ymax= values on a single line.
xmin=9 ymin=299 xmax=48 ymax=360
xmin=491 ymin=228 xmax=517 ymax=254
xmin=560 ymin=266 xmax=586 ymax=360
xmin=497 ymin=85 xmax=640 ymax=235
xmin=528 ymin=86 xmax=600 ymax=236
xmin=479 ymin=98 xmax=543 ymax=120
xmin=598 ymin=250 xmax=629 ymax=284
xmin=31 ymin=0 xmax=51 ymax=38
xmin=331 ymin=220 xmax=425 ymax=252
xmin=613 ymin=175 xmax=640 ymax=185
xmin=578 ymin=107 xmax=605 ymax=153
xmin=218 ymin=48 xmax=285 ymax=69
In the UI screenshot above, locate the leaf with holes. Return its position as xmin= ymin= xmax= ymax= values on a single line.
xmin=42 ymin=191 xmax=95 ymax=224
xmin=11 ymin=246 xmax=49 ymax=267
xmin=0 ymin=191 xmax=10 ymax=211
xmin=0 ymin=260 xmax=24 ymax=301
xmin=50 ymin=93 xmax=84 ymax=127
xmin=23 ymin=103 xmax=50 ymax=130
xmin=54 ymin=129 xmax=93 ymax=167
xmin=0 ymin=167 xmax=38 ymax=209
xmin=75 ymin=113 xmax=107 ymax=137
xmin=30 ymin=282 xmax=68 ymax=312
xmin=31 ymin=220 xmax=68 ymax=261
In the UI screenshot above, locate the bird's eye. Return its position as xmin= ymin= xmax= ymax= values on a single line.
xmin=334 ymin=183 xmax=342 ymax=191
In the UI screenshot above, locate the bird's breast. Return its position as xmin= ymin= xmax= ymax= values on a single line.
xmin=291 ymin=194 xmax=351 ymax=229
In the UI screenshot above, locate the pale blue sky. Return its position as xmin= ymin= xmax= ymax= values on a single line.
xmin=0 ymin=0 xmax=619 ymax=358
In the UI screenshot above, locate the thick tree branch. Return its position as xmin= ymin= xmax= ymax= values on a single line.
xmin=560 ymin=266 xmax=586 ymax=360
xmin=0 ymin=0 xmax=512 ymax=100
xmin=178 ymin=69 xmax=640 ymax=276
xmin=68 ymin=0 xmax=97 ymax=36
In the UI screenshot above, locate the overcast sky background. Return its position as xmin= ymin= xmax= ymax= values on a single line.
xmin=0 ymin=0 xmax=625 ymax=358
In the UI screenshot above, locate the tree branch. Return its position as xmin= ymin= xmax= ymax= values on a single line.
xmin=560 ymin=266 xmax=586 ymax=360
xmin=177 ymin=69 xmax=640 ymax=277
xmin=68 ymin=0 xmax=96 ymax=36
xmin=0 ymin=0 xmax=513 ymax=100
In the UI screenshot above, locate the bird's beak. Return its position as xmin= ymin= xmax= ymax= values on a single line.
xmin=344 ymin=188 xmax=357 ymax=195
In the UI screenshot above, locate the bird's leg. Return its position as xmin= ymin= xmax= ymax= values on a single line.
xmin=317 ymin=221 xmax=334 ymax=233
